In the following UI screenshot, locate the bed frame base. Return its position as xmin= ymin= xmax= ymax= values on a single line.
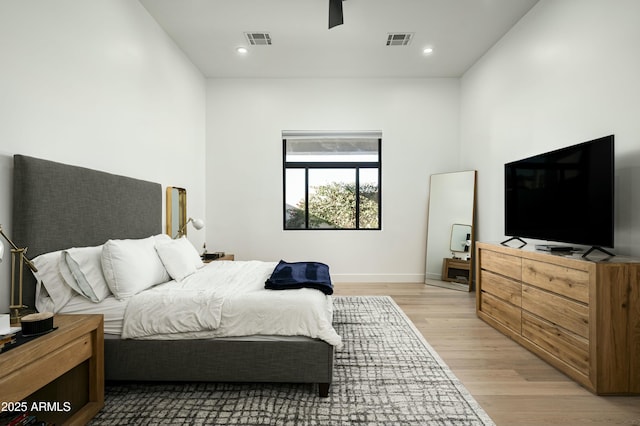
xmin=104 ymin=335 xmax=333 ymax=397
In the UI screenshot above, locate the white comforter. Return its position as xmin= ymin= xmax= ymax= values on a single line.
xmin=121 ymin=260 xmax=342 ymax=347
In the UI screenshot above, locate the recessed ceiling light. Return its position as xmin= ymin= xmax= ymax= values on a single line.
xmin=423 ymin=47 xmax=434 ymax=55
xmin=236 ymin=47 xmax=248 ymax=54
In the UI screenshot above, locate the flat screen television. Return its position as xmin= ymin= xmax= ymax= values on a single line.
xmin=504 ymin=135 xmax=614 ymax=253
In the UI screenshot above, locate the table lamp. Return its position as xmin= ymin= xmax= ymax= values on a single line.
xmin=0 ymin=225 xmax=38 ymax=325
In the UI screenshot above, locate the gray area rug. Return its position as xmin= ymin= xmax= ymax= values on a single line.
xmin=90 ymin=296 xmax=494 ymax=425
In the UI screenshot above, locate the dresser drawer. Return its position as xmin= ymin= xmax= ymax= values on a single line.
xmin=481 ymin=292 xmax=522 ymax=333
xmin=522 ymin=285 xmax=589 ymax=338
xmin=522 ymin=312 xmax=589 ymax=376
xmin=522 ymin=259 xmax=589 ymax=304
xmin=480 ymin=269 xmax=521 ymax=307
xmin=480 ymin=249 xmax=522 ymax=280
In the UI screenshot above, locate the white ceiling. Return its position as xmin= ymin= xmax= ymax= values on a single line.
xmin=139 ymin=0 xmax=539 ymax=78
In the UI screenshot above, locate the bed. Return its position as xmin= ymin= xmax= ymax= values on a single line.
xmin=11 ymin=154 xmax=337 ymax=397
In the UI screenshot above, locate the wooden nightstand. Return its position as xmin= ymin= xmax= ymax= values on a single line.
xmin=203 ymin=253 xmax=235 ymax=263
xmin=442 ymin=257 xmax=471 ymax=284
xmin=0 ymin=314 xmax=104 ymax=425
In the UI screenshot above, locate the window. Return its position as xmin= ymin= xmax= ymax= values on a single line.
xmin=283 ymin=131 xmax=382 ymax=230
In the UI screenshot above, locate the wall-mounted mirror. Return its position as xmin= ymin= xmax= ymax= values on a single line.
xmin=166 ymin=186 xmax=186 ymax=238
xmin=425 ymin=171 xmax=477 ymax=291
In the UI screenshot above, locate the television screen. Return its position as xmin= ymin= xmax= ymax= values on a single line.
xmin=504 ymin=135 xmax=614 ymax=248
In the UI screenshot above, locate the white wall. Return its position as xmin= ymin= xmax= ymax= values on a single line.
xmin=0 ymin=1 xmax=206 ymax=311
xmin=460 ymin=0 xmax=640 ymax=256
xmin=206 ymin=78 xmax=460 ymax=282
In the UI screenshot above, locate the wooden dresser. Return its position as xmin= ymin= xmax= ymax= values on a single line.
xmin=475 ymin=242 xmax=640 ymax=395
xmin=0 ymin=314 xmax=104 ymax=425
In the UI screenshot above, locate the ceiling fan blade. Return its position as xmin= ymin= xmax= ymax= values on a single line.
xmin=329 ymin=0 xmax=343 ymax=29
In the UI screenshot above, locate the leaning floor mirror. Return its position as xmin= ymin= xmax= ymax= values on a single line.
xmin=425 ymin=170 xmax=477 ymax=292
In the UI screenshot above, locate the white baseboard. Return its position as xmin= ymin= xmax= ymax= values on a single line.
xmin=332 ymin=273 xmax=424 ymax=283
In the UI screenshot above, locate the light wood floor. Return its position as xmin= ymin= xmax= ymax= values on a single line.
xmin=334 ymin=282 xmax=640 ymax=426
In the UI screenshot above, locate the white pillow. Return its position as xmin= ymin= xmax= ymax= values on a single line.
xmin=60 ymin=246 xmax=111 ymax=303
xmin=101 ymin=235 xmax=171 ymax=300
xmin=31 ymin=250 xmax=75 ymax=313
xmin=155 ymin=237 xmax=204 ymax=281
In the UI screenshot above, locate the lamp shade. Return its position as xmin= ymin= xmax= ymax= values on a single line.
xmin=190 ymin=218 xmax=205 ymax=230
xmin=175 ymin=217 xmax=205 ymax=239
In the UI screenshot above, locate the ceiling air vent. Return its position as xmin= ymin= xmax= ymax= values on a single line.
xmin=386 ymin=33 xmax=413 ymax=46
xmin=245 ymin=32 xmax=272 ymax=46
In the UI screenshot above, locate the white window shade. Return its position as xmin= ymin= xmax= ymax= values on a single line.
xmin=283 ymin=131 xmax=381 ymax=163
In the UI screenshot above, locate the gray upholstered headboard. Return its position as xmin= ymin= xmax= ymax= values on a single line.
xmin=12 ymin=155 xmax=162 ymax=310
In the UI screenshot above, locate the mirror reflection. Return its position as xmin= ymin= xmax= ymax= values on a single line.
xmin=425 ymin=171 xmax=477 ymax=291
xmin=166 ymin=186 xmax=186 ymax=238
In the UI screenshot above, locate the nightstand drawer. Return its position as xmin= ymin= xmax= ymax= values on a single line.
xmin=1 ymin=334 xmax=92 ymax=403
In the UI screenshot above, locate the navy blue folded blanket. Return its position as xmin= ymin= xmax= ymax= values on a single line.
xmin=265 ymin=260 xmax=333 ymax=295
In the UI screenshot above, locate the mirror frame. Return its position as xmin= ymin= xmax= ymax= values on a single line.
xmin=166 ymin=186 xmax=186 ymax=238
xmin=425 ymin=170 xmax=477 ymax=291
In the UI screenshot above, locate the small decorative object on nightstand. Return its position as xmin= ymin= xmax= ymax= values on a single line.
xmin=20 ymin=312 xmax=55 ymax=336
